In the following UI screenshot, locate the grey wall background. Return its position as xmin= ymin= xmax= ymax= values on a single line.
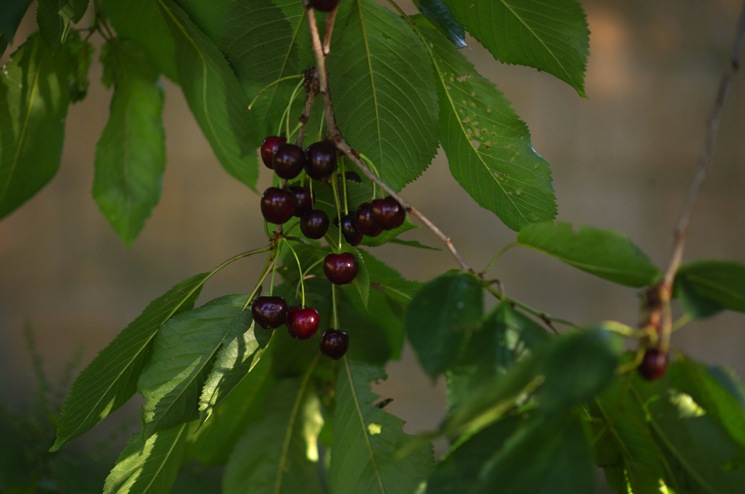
xmin=1 ymin=0 xmax=744 ymax=468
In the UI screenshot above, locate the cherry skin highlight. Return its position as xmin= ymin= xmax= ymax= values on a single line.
xmin=371 ymin=196 xmax=406 ymax=230
xmin=287 ymin=307 xmax=321 ymax=340
xmin=355 ymin=202 xmax=383 ymax=237
xmin=288 ymin=185 xmax=313 ymax=217
xmin=324 ymin=252 xmax=359 ymax=285
xmin=273 ymin=143 xmax=305 ymax=179
xmin=305 ymin=141 xmax=338 ymax=180
xmin=320 ymin=329 xmax=349 ymax=359
xmin=252 ymin=296 xmax=288 ymax=329
xmin=300 ymin=209 xmax=330 ymax=239
xmin=261 ymin=187 xmax=297 ymax=224
xmin=339 ymin=213 xmax=363 ymax=246
xmin=260 ymin=136 xmax=286 ymax=169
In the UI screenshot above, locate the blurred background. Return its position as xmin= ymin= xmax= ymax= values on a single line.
xmin=1 ymin=0 xmax=744 ymax=491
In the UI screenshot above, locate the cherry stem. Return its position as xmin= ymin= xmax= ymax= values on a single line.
xmin=331 ymin=283 xmax=340 ymax=328
xmin=480 ymin=242 xmax=519 ymax=276
xmin=282 ymin=238 xmax=307 ymax=307
xmin=235 ymin=245 xmax=278 ymax=311
xmin=247 ymin=74 xmax=303 ymax=111
xmin=330 ymin=170 xmax=344 ymax=251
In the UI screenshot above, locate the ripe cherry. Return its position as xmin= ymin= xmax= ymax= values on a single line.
xmin=261 ymin=187 xmax=297 ymax=224
xmin=288 ymin=185 xmax=313 ymax=217
xmin=355 ymin=202 xmax=383 ymax=237
xmin=320 ymin=329 xmax=348 ymax=359
xmin=371 ymin=196 xmax=406 ymax=230
xmin=252 ymin=296 xmax=288 ymax=329
xmin=339 ymin=213 xmax=362 ymax=246
xmin=260 ymin=136 xmax=286 ymax=169
xmin=273 ymin=143 xmax=305 ymax=179
xmin=305 ymin=141 xmax=337 ymax=180
xmin=344 ymin=171 xmax=362 ymax=183
xmin=324 ymin=252 xmax=358 ymax=285
xmin=287 ymin=307 xmax=320 ymax=340
xmin=300 ymin=209 xmax=330 ymax=239
xmin=310 ymin=0 xmax=339 ymax=13
xmin=638 ymin=349 xmax=669 ymax=381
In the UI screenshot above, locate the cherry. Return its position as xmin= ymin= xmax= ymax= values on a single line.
xmin=345 ymin=171 xmax=362 ymax=183
xmin=355 ymin=202 xmax=383 ymax=237
xmin=638 ymin=349 xmax=669 ymax=381
xmin=260 ymin=136 xmax=286 ymax=169
xmin=287 ymin=307 xmax=320 ymax=340
xmin=323 ymin=252 xmax=358 ymax=285
xmin=273 ymin=143 xmax=305 ymax=179
xmin=261 ymin=187 xmax=297 ymax=224
xmin=300 ymin=209 xmax=330 ymax=239
xmin=319 ymin=329 xmax=348 ymax=359
xmin=288 ymin=185 xmax=313 ymax=217
xmin=251 ymin=296 xmax=288 ymax=329
xmin=305 ymin=141 xmax=337 ymax=180
xmin=339 ymin=213 xmax=362 ymax=246
xmin=371 ymin=196 xmax=406 ymax=230
xmin=310 ymin=0 xmax=339 ymax=13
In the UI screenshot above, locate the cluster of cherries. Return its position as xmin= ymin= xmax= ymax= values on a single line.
xmin=252 ymin=134 xmax=406 ymax=359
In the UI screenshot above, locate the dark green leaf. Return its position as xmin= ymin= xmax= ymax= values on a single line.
xmin=51 ymin=272 xmax=209 ymax=451
xmin=67 ymin=34 xmax=92 ymax=102
xmin=61 ymin=0 xmax=88 ymax=22
xmin=0 ymin=0 xmax=33 ymax=56
xmin=675 ymin=260 xmax=745 ymax=316
xmin=223 ymin=378 xmax=323 ymax=494
xmin=103 ymin=423 xmax=189 ymax=494
xmin=329 ymin=360 xmax=434 ymax=493
xmin=419 ymin=16 xmax=557 ymax=230
xmin=138 ymin=294 xmax=252 ymax=434
xmin=406 ymin=270 xmax=483 ymax=378
xmin=518 ymin=221 xmax=662 ymax=287
xmin=176 ymin=0 xmax=231 ymax=43
xmin=94 ymin=38 xmax=165 ymax=245
xmin=328 ymin=0 xmax=439 ymax=190
xmin=0 ymin=32 xmax=72 ymax=219
xmin=442 ymin=0 xmax=589 ymax=95
xmin=414 ymin=0 xmax=466 ymax=48
xmin=36 ymin=0 xmax=68 ymax=52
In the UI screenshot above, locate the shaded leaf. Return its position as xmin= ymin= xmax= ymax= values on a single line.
xmin=414 ymin=0 xmax=467 ymax=48
xmin=674 ymin=260 xmax=745 ymax=316
xmin=518 ymin=221 xmax=661 ymax=287
xmin=94 ymin=38 xmax=166 ymax=245
xmin=51 ymin=272 xmax=209 ymax=451
xmin=0 ymin=0 xmax=33 ymax=56
xmin=419 ymin=16 xmax=557 ymax=230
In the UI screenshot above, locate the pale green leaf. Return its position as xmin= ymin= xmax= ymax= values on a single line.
xmin=329 ymin=360 xmax=434 ymax=494
xmin=419 ymin=16 xmax=557 ymax=230
xmin=51 ymin=272 xmax=209 ymax=451
xmin=94 ymin=38 xmax=165 ymax=245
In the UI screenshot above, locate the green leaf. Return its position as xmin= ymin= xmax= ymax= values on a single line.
xmin=329 ymin=360 xmax=434 ymax=493
xmin=414 ymin=0 xmax=466 ymax=48
xmin=406 ymin=271 xmax=483 ymax=378
xmin=674 ymin=260 xmax=745 ymax=316
xmin=94 ymin=38 xmax=166 ymax=245
xmin=328 ymin=0 xmax=439 ymax=190
xmin=0 ymin=0 xmax=33 ymax=56
xmin=50 ymin=271 xmax=209 ymax=451
xmin=0 ymin=32 xmax=72 ymax=219
xmin=103 ymin=423 xmax=189 ymax=494
xmin=223 ymin=378 xmax=323 ymax=494
xmin=60 ymin=0 xmax=88 ymax=23
xmin=418 ymin=16 xmax=556 ymax=231
xmin=67 ymin=34 xmax=92 ymax=102
xmin=442 ymin=0 xmax=589 ymax=95
xmin=102 ymin=0 xmax=179 ymax=81
xmin=138 ymin=294 xmax=252 ymax=434
xmin=347 ymin=244 xmax=370 ymax=309
xmin=158 ymin=0 xmax=258 ymax=188
xmin=176 ymin=0 xmax=231 ymax=44
xmin=36 ymin=0 xmax=68 ymax=52
xmin=518 ymin=221 xmax=662 ymax=287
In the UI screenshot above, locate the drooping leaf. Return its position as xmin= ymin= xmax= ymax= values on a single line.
xmin=35 ymin=0 xmax=87 ymax=52
xmin=138 ymin=294 xmax=252 ymax=434
xmin=418 ymin=16 xmax=557 ymax=231
xmin=50 ymin=271 xmax=209 ymax=451
xmin=223 ymin=378 xmax=323 ymax=494
xmin=442 ymin=0 xmax=589 ymax=95
xmin=103 ymin=423 xmax=189 ymax=494
xmin=0 ymin=32 xmax=73 ymax=219
xmin=329 ymin=360 xmax=434 ymax=494
xmin=413 ymin=0 xmax=467 ymax=48
xmin=157 ymin=0 xmax=258 ymax=188
xmin=67 ymin=34 xmax=92 ymax=102
xmin=0 ymin=0 xmax=33 ymax=56
xmin=327 ymin=0 xmax=439 ymax=190
xmin=518 ymin=221 xmax=662 ymax=287
xmin=405 ymin=270 xmax=483 ymax=378
xmin=94 ymin=38 xmax=166 ymax=245
xmin=674 ymin=260 xmax=745 ymax=317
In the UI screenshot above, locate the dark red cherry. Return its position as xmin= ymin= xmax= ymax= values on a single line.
xmin=300 ymin=209 xmax=330 ymax=239
xmin=371 ymin=196 xmax=406 ymax=230
xmin=319 ymin=329 xmax=348 ymax=359
xmin=252 ymin=296 xmax=288 ymax=329
xmin=638 ymin=349 xmax=669 ymax=381
xmin=323 ymin=252 xmax=358 ymax=285
xmin=305 ymin=141 xmax=337 ymax=180
xmin=261 ymin=187 xmax=297 ymax=224
xmin=355 ymin=202 xmax=383 ymax=237
xmin=344 ymin=171 xmax=362 ymax=183
xmin=273 ymin=143 xmax=305 ymax=179
xmin=288 ymin=185 xmax=313 ymax=217
xmin=260 ymin=136 xmax=286 ymax=169
xmin=339 ymin=214 xmax=362 ymax=246
xmin=310 ymin=0 xmax=339 ymax=13
xmin=287 ymin=307 xmax=320 ymax=340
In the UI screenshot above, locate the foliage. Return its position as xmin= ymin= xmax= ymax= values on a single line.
xmin=2 ymin=0 xmax=745 ymax=493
